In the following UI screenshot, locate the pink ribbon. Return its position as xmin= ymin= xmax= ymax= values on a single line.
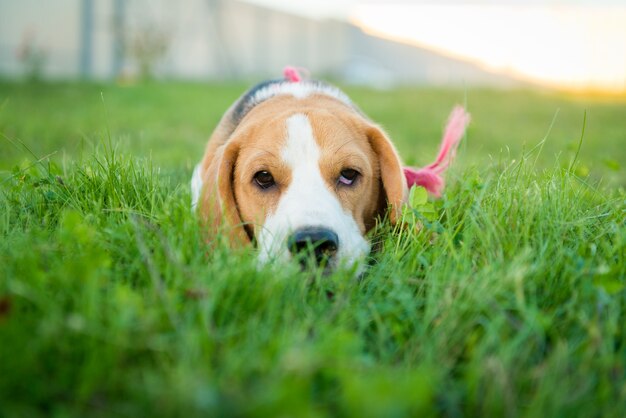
xmin=283 ymin=66 xmax=302 ymax=82
xmin=403 ymin=106 xmax=470 ymax=197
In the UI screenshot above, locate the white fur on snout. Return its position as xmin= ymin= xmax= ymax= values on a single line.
xmin=190 ymin=164 xmax=203 ymax=212
xmin=257 ymin=114 xmax=370 ymax=270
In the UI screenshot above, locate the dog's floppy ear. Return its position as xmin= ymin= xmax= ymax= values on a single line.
xmin=199 ymin=140 xmax=251 ymax=245
xmin=366 ymin=125 xmax=408 ymax=224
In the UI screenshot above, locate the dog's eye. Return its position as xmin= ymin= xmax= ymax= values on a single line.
xmin=338 ymin=169 xmax=359 ymax=186
xmin=253 ymin=171 xmax=275 ymax=189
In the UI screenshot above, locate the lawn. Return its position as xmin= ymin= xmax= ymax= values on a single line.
xmin=1 ymin=81 xmax=625 ymax=417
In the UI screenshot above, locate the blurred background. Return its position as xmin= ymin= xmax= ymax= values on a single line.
xmin=1 ymin=0 xmax=625 ymax=93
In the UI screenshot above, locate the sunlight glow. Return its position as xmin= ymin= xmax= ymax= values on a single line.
xmin=351 ymin=5 xmax=626 ymax=93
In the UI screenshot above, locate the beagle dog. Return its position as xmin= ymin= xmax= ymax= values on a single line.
xmin=191 ymin=76 xmax=408 ymax=272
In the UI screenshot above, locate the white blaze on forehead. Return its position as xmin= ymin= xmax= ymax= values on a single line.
xmin=282 ymin=114 xmax=320 ymax=166
xmin=257 ymin=113 xmax=370 ymax=270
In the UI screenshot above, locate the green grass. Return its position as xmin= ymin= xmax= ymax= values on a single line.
xmin=1 ymin=81 xmax=625 ymax=417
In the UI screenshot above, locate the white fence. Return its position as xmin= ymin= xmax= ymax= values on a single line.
xmin=0 ymin=0 xmax=513 ymax=86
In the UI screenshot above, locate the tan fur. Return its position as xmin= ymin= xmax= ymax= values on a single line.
xmin=198 ymin=92 xmax=407 ymax=244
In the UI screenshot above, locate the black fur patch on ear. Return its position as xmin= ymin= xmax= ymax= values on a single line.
xmin=231 ymin=79 xmax=282 ymax=126
xmin=229 ymin=79 xmax=358 ymax=129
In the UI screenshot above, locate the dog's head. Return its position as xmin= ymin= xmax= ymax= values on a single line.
xmin=196 ymin=83 xmax=407 ymax=271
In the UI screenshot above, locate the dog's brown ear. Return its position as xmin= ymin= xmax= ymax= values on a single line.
xmin=367 ymin=125 xmax=408 ymax=224
xmin=199 ymin=141 xmax=250 ymax=245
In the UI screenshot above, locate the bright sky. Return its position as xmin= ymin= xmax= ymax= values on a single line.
xmin=244 ymin=0 xmax=626 ymax=92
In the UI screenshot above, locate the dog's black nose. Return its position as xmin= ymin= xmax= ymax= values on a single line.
xmin=288 ymin=227 xmax=339 ymax=266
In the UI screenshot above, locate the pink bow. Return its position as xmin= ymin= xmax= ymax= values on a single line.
xmin=283 ymin=66 xmax=302 ymax=82
xmin=403 ymin=106 xmax=470 ymax=197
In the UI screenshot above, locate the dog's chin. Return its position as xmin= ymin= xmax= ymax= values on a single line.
xmin=294 ymin=256 xmax=346 ymax=278
xmin=256 ymin=249 xmax=368 ymax=278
